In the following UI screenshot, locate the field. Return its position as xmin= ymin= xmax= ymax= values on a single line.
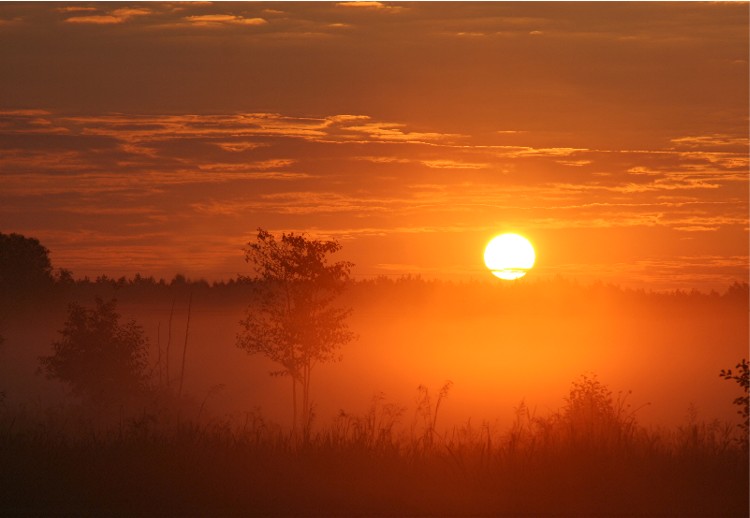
xmin=1 ymin=405 xmax=747 ymax=516
xmin=0 ymin=278 xmax=747 ymax=516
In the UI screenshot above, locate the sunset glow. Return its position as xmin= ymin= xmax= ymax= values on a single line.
xmin=0 ymin=3 xmax=748 ymax=516
xmin=0 ymin=2 xmax=745 ymax=291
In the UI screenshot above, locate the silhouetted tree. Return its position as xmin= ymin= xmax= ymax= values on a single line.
xmin=0 ymin=232 xmax=54 ymax=303
xmin=39 ymin=298 xmax=150 ymax=409
xmin=236 ymin=228 xmax=356 ymax=434
xmin=724 ymin=282 xmax=749 ymax=304
xmin=54 ymin=268 xmax=75 ymax=286
xmin=720 ymin=359 xmax=749 ymax=439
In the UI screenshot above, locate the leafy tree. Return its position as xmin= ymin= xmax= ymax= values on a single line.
xmin=0 ymin=232 xmax=54 ymax=302
xmin=237 ymin=229 xmax=356 ymax=433
xmin=39 ymin=298 xmax=150 ymax=409
xmin=55 ymin=268 xmax=75 ymax=286
xmin=720 ymin=359 xmax=749 ymax=438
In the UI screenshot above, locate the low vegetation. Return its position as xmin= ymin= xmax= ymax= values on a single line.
xmin=0 ymin=376 xmax=747 ymax=516
xmin=1 ymin=232 xmax=747 ymax=515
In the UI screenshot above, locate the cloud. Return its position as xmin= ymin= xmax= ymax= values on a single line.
xmin=64 ymin=15 xmax=125 ymax=25
xmin=326 ymin=114 xmax=371 ymax=124
xmin=1 ymin=108 xmax=746 ymax=282
xmin=355 ymin=156 xmax=411 ymax=164
xmin=196 ymin=159 xmax=297 ymax=171
xmin=0 ymin=2 xmax=745 ymax=289
xmin=554 ymin=178 xmax=721 ymax=194
xmin=673 ymin=225 xmax=720 ymax=232
xmin=337 ymin=1 xmax=384 ymax=6
xmin=63 ymin=113 xmax=331 ymax=144
xmin=343 ymin=122 xmax=463 ymax=143
xmin=56 ymin=6 xmax=97 ymax=13
xmin=0 ymin=166 xmax=314 ymax=198
xmin=671 ymin=134 xmax=748 ymax=148
xmin=493 ymin=146 xmax=585 ymax=158
xmin=354 ymin=156 xmax=489 ymax=170
xmin=64 ymin=7 xmax=152 ymax=25
xmin=271 ymin=225 xmax=494 ymax=243
xmin=677 ymin=151 xmax=749 ymax=171
xmin=191 ymin=191 xmax=399 ymax=217
xmin=455 ymin=32 xmax=487 ymax=38
xmin=112 ymin=8 xmax=152 ymax=18
xmin=421 ymin=159 xmax=489 ymax=169
xmin=336 ymin=2 xmax=401 ymax=10
xmin=627 ymin=166 xmax=662 ymax=176
xmin=257 ymin=191 xmax=398 ymax=215
xmin=184 ymin=14 xmax=268 ymax=26
xmin=216 ymin=142 xmax=268 ymax=152
xmin=556 ymin=159 xmax=592 ymax=167
xmin=40 ymin=113 xmax=466 ymax=152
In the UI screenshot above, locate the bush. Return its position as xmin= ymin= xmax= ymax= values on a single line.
xmin=39 ymin=298 xmax=150 ymax=411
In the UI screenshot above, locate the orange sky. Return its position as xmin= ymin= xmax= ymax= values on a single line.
xmin=0 ymin=2 xmax=747 ymax=290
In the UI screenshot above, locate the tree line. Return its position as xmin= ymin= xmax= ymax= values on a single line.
xmin=2 ymin=231 xmax=747 ymax=313
xmin=1 ymin=231 xmax=748 ymax=437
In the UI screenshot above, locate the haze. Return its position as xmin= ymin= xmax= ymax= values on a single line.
xmin=0 ymin=2 xmax=747 ymax=291
xmin=0 ymin=3 xmax=748 ymax=516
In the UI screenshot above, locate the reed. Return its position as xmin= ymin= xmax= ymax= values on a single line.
xmin=1 ymin=381 xmax=746 ymax=517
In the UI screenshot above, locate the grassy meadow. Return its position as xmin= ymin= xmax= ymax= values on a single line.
xmin=0 ymin=277 xmax=748 ymax=516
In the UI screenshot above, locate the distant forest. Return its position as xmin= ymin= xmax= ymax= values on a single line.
xmin=2 ymin=232 xmax=748 ymax=316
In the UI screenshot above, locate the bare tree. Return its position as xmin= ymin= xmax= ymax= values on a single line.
xmin=236 ymin=229 xmax=356 ymax=434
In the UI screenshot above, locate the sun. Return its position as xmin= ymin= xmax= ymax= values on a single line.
xmin=484 ymin=233 xmax=536 ymax=280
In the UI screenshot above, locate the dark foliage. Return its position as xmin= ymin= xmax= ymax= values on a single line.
xmin=237 ymin=229 xmax=356 ymax=433
xmin=0 ymin=393 xmax=747 ymax=517
xmin=0 ymin=232 xmax=54 ymax=304
xmin=39 ymin=298 xmax=150 ymax=409
xmin=720 ymin=358 xmax=750 ymax=438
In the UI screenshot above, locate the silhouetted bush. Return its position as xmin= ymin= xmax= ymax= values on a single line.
xmin=721 ymin=358 xmax=749 ymax=442
xmin=39 ymin=298 xmax=151 ymax=413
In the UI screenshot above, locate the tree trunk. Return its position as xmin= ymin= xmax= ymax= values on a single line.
xmin=302 ymin=362 xmax=312 ymax=438
xmin=165 ymin=295 xmax=176 ymax=388
xmin=178 ymin=291 xmax=192 ymax=400
xmin=291 ymin=375 xmax=298 ymax=434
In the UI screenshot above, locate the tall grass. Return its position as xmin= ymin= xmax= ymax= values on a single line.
xmin=1 ymin=378 xmax=747 ymax=516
